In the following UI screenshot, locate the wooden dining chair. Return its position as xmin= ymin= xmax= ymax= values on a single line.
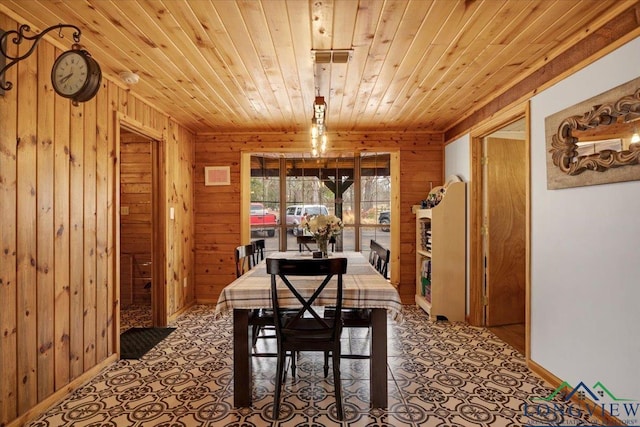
xmin=267 ymin=257 xmax=347 ymax=421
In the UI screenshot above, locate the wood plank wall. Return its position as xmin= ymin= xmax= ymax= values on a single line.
xmin=166 ymin=121 xmax=195 ymax=316
xmin=0 ymin=12 xmax=195 ymax=426
xmin=194 ymin=132 xmax=444 ymax=305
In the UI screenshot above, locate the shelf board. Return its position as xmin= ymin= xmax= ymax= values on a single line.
xmin=417 ymin=249 xmax=431 ymax=257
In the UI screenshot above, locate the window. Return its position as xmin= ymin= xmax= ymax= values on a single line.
xmin=250 ymin=153 xmax=391 ymax=253
xmin=360 ymin=153 xmax=391 ymax=251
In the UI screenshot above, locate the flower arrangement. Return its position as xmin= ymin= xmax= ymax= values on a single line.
xmin=301 ymin=213 xmax=344 ymax=239
xmin=421 ymin=187 xmax=446 ymax=209
xmin=301 ymin=213 xmax=343 ymax=257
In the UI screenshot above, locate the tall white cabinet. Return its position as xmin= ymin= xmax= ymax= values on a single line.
xmin=414 ymin=181 xmax=466 ymax=321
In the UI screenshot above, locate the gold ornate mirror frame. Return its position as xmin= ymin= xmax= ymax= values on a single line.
xmin=546 ymin=76 xmax=640 ymax=189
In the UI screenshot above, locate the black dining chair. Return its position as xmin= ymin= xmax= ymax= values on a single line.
xmin=252 ymin=239 xmax=265 ymax=265
xmin=234 ymin=244 xmax=255 ymax=278
xmin=324 ymin=241 xmax=390 ymax=361
xmin=267 ymin=257 xmax=347 ymax=421
xmin=235 ymin=243 xmax=274 ymax=350
xmin=369 ymin=239 xmax=390 ymax=279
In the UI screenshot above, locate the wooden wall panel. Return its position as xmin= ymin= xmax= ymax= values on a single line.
xmin=95 ymin=79 xmax=109 ymax=363
xmin=68 ymin=90 xmax=84 ymax=381
xmin=53 ymin=53 xmax=71 ymax=393
xmin=106 ymin=83 xmax=117 ymax=357
xmin=0 ymin=14 xmax=19 ymax=424
xmin=0 ymin=12 xmax=195 ymax=425
xmin=16 ymin=26 xmax=39 ymax=413
xmin=166 ymin=124 xmax=178 ymax=313
xmin=193 ymin=132 xmax=444 ymax=304
xmin=165 ymin=123 xmax=195 ymax=316
xmin=120 ymin=254 xmax=133 ymax=306
xmin=36 ymin=41 xmax=55 ymax=401
xmin=83 ymin=95 xmax=98 ymax=371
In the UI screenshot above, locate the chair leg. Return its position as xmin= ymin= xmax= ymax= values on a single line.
xmin=273 ymin=351 xmax=286 ymax=420
xmin=332 ymin=349 xmax=344 ymax=420
xmin=291 ymin=350 xmax=297 ymax=377
xmin=251 ymin=324 xmax=260 ymax=347
xmin=323 ymin=351 xmax=329 ymax=377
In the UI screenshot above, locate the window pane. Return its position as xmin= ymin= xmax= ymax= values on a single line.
xmin=283 ymin=155 xmax=355 ymax=250
xmin=360 ymin=153 xmax=391 ymax=226
xmin=250 ymin=155 xmax=280 ymax=254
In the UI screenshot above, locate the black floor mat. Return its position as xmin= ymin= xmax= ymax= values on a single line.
xmin=120 ymin=327 xmax=176 ymax=359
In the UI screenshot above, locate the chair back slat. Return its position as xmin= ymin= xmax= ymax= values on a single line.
xmin=235 ymin=244 xmax=255 ymax=278
xmin=369 ymin=239 xmax=390 ymax=279
xmin=252 ymin=239 xmax=265 ymax=265
xmin=296 ymin=235 xmax=336 ymax=252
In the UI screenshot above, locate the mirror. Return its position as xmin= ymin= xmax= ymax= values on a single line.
xmin=546 ymin=76 xmax=640 ymax=189
xmin=550 ymin=90 xmax=640 ymax=174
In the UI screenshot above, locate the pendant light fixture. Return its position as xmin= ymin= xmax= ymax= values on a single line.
xmin=311 ymin=96 xmax=327 ymax=157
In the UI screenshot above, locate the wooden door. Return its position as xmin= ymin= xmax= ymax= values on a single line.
xmin=484 ymin=137 xmax=526 ymax=326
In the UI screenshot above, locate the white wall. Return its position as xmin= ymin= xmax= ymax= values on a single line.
xmin=530 ymin=37 xmax=640 ymax=398
xmin=444 ymin=37 xmax=640 ymax=399
xmin=445 ymin=135 xmax=470 ymax=182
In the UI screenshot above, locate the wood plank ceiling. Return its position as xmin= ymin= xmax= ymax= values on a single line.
xmin=1 ymin=0 xmax=635 ymax=134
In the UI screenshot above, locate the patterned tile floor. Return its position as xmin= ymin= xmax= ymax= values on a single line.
xmin=120 ymin=304 xmax=153 ymax=334
xmin=28 ymin=305 xmax=606 ymax=426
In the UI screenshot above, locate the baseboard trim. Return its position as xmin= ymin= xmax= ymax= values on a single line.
xmin=168 ymin=300 xmax=197 ymax=322
xmin=8 ymin=353 xmax=119 ymax=427
xmin=195 ymin=298 xmax=218 ymax=305
xmin=527 ymin=359 xmax=627 ymax=426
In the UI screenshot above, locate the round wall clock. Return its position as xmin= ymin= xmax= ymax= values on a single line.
xmin=51 ymin=48 xmax=102 ymax=104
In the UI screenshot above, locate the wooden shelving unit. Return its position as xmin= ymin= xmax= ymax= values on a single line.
xmin=414 ymin=181 xmax=466 ymax=321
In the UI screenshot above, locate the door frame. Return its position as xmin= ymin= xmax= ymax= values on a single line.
xmin=115 ymin=113 xmax=167 ymax=348
xmin=468 ymin=102 xmax=531 ymax=360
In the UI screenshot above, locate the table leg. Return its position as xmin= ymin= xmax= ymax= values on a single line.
xmin=233 ymin=309 xmax=252 ymax=407
xmin=370 ymin=308 xmax=387 ymax=408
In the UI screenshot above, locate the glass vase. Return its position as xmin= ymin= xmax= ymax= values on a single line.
xmin=316 ymin=237 xmax=329 ymax=258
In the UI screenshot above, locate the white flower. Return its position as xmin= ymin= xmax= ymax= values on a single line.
xmin=301 ymin=213 xmax=343 ymax=239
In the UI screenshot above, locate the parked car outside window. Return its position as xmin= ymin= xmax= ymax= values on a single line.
xmin=285 ymin=204 xmax=329 ymax=235
xmin=378 ymin=210 xmax=390 ymax=232
xmin=250 ymin=202 xmax=277 ymax=237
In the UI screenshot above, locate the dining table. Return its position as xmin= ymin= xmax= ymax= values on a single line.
xmin=214 ymin=250 xmax=403 ymax=409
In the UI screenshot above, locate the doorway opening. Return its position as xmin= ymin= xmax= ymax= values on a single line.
xmin=470 ymin=113 xmax=529 ymax=358
xmin=117 ymin=121 xmax=166 ymax=338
